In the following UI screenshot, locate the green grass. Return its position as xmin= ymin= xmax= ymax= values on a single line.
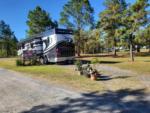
xmin=0 ymin=56 xmax=149 ymax=93
xmin=0 ymin=58 xmax=105 ymax=92
xmin=82 ymin=56 xmax=150 ymax=75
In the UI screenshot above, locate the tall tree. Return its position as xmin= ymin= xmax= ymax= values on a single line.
xmin=122 ymin=0 xmax=149 ymax=61
xmin=59 ymin=0 xmax=94 ymax=56
xmin=144 ymin=25 xmax=150 ymax=52
xmin=99 ymin=0 xmax=127 ymax=56
xmin=0 ymin=20 xmax=18 ymax=57
xmin=27 ymin=6 xmax=58 ymax=36
xmin=85 ymin=29 xmax=101 ymax=54
xmin=136 ymin=25 xmax=150 ymax=52
xmin=76 ymin=29 xmax=101 ymax=54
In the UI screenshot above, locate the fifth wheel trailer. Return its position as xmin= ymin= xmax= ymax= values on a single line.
xmin=18 ymin=28 xmax=75 ymax=64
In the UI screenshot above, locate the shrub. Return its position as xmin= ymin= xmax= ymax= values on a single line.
xmin=74 ymin=60 xmax=82 ymax=71
xmin=16 ymin=59 xmax=24 ymax=66
xmin=91 ymin=58 xmax=99 ymax=69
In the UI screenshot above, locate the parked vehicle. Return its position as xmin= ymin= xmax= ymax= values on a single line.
xmin=18 ymin=28 xmax=75 ymax=64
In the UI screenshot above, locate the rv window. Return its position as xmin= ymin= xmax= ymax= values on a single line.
xmin=35 ymin=41 xmax=42 ymax=44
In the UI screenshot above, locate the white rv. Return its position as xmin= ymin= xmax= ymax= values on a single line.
xmin=18 ymin=28 xmax=75 ymax=64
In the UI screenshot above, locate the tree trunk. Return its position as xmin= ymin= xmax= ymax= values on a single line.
xmin=77 ymin=40 xmax=81 ymax=57
xmin=77 ymin=47 xmax=80 ymax=57
xmin=129 ymin=34 xmax=134 ymax=62
xmin=6 ymin=42 xmax=10 ymax=57
xmin=93 ymin=48 xmax=95 ymax=54
xmin=130 ymin=43 xmax=134 ymax=62
xmin=75 ymin=30 xmax=81 ymax=57
xmin=136 ymin=45 xmax=140 ymax=53
xmin=75 ymin=42 xmax=80 ymax=57
xmin=113 ymin=38 xmax=117 ymax=56
xmin=0 ymin=44 xmax=2 ymax=53
xmin=149 ymin=40 xmax=150 ymax=53
xmin=114 ymin=47 xmax=117 ymax=56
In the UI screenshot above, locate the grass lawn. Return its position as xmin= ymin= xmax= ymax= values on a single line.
xmin=0 ymin=58 xmax=105 ymax=92
xmin=81 ymin=56 xmax=150 ymax=75
xmin=0 ymin=56 xmax=149 ymax=93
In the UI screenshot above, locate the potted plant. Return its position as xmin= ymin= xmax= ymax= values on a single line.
xmin=82 ymin=63 xmax=91 ymax=78
xmin=89 ymin=68 xmax=98 ymax=80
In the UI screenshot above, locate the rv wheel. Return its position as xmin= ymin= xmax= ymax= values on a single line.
xmin=40 ymin=57 xmax=44 ymax=65
xmin=44 ymin=56 xmax=48 ymax=64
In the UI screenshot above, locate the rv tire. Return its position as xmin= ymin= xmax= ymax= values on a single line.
xmin=44 ymin=56 xmax=48 ymax=64
xmin=40 ymin=57 xmax=44 ymax=65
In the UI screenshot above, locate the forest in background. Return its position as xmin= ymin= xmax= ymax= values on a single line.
xmin=0 ymin=0 xmax=149 ymax=61
xmin=0 ymin=21 xmax=18 ymax=57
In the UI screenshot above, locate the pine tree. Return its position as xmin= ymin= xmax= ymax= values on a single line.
xmin=59 ymin=0 xmax=94 ymax=56
xmin=137 ymin=25 xmax=150 ymax=52
xmin=26 ymin=6 xmax=58 ymax=36
xmin=99 ymin=0 xmax=127 ymax=56
xmin=122 ymin=0 xmax=149 ymax=61
xmin=0 ymin=20 xmax=18 ymax=57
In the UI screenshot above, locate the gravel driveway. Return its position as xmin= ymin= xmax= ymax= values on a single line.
xmin=0 ymin=68 xmax=81 ymax=113
xmin=0 ymin=68 xmax=150 ymax=113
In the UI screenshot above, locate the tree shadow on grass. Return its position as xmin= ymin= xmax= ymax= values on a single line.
xmin=21 ymin=88 xmax=150 ymax=113
xmin=79 ymin=60 xmax=121 ymax=65
xmin=96 ymin=75 xmax=131 ymax=81
xmin=76 ymin=54 xmax=114 ymax=58
xmin=135 ymin=52 xmax=150 ymax=57
xmin=99 ymin=61 xmax=121 ymax=64
xmin=144 ymin=60 xmax=150 ymax=62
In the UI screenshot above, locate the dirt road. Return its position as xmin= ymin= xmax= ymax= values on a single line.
xmin=0 ymin=68 xmax=81 ymax=113
xmin=0 ymin=68 xmax=150 ymax=113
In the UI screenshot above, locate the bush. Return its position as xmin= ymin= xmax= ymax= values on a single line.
xmin=0 ymin=50 xmax=7 ymax=57
xmin=16 ymin=59 xmax=24 ymax=66
xmin=74 ymin=60 xmax=82 ymax=71
xmin=29 ymin=55 xmax=41 ymax=65
xmin=91 ymin=58 xmax=99 ymax=69
xmin=30 ymin=57 xmax=36 ymax=65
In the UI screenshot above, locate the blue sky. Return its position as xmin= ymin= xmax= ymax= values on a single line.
xmin=0 ymin=0 xmax=137 ymax=40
